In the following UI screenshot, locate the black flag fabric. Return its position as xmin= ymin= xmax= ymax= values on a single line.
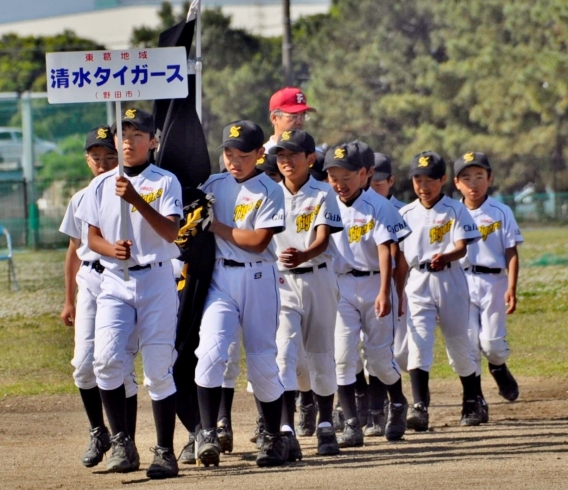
xmin=153 ymin=18 xmax=214 ymax=435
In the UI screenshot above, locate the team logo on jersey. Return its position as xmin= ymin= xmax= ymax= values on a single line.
xmin=348 ymin=220 xmax=374 ymax=243
xmin=418 ymin=156 xmax=430 ymax=167
xmin=296 ymin=204 xmax=321 ymax=233
xmin=254 ymin=272 xmax=262 ymax=279
xmin=281 ymin=131 xmax=292 ymax=141
xmin=233 ymin=199 xmax=263 ymax=221
xmin=229 ymin=125 xmax=241 ymax=138
xmin=132 ymin=188 xmax=163 ymax=213
xmin=256 ymin=155 xmax=266 ymax=165
xmin=429 ymin=219 xmax=453 ymax=243
xmin=124 ymin=108 xmax=137 ymax=119
xmin=463 ymin=152 xmax=475 ymax=162
xmin=96 ymin=127 xmax=109 ymax=139
xmin=478 ymin=221 xmax=501 ymax=241
xmin=334 ymin=148 xmax=346 ymax=159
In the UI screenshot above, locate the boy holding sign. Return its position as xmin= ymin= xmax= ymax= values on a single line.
xmin=76 ymin=107 xmax=182 ymax=479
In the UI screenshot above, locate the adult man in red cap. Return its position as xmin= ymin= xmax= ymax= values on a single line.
xmin=264 ymin=87 xmax=316 ymax=152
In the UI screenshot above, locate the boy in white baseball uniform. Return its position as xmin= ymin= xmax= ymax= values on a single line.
xmin=76 ymin=108 xmax=182 ymax=479
xmin=397 ymin=151 xmax=482 ymax=430
xmin=454 ymin=152 xmax=523 ymax=417
xmin=325 ymin=143 xmax=410 ymax=447
xmin=268 ymin=129 xmax=343 ymax=457
xmin=194 ymin=120 xmax=288 ymax=468
xmin=60 ymin=126 xmax=139 ymax=468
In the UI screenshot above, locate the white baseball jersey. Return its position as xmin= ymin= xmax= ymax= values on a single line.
xmin=399 ymin=195 xmax=480 ymax=267
xmin=331 ymin=191 xmax=409 ymax=274
xmin=59 ymin=188 xmax=101 ymax=263
xmin=201 ymin=171 xmax=285 ymax=263
xmin=389 ymin=194 xmax=406 ymax=211
xmin=263 ymin=138 xmax=277 ymax=153
xmin=76 ymin=165 xmax=183 ymax=270
xmin=274 ymin=177 xmax=342 ymax=269
xmin=460 ymin=196 xmax=523 ymax=269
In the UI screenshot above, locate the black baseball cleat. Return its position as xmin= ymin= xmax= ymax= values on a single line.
xmin=256 ymin=432 xmax=289 ymax=467
xmin=82 ymin=426 xmax=111 ymax=468
xmin=196 ymin=428 xmax=221 ymax=467
xmin=179 ymin=432 xmax=196 ymax=465
xmin=250 ymin=415 xmax=265 ymax=444
xmin=406 ymin=402 xmax=429 ymax=432
xmin=296 ymin=403 xmax=316 ymax=437
xmin=146 ymin=446 xmax=179 ymax=479
xmin=316 ymin=426 xmax=340 ymax=456
xmin=460 ymin=399 xmax=482 ymax=427
xmin=364 ymin=409 xmax=386 ymax=437
xmin=106 ymin=432 xmax=140 ymax=473
xmin=332 ymin=402 xmax=345 ymax=432
xmin=282 ymin=431 xmax=303 ymax=461
xmin=217 ymin=418 xmax=233 ymax=454
xmin=337 ymin=417 xmax=364 ymax=448
xmin=489 ymin=363 xmax=519 ymax=402
xmin=385 ymin=399 xmax=408 ymax=441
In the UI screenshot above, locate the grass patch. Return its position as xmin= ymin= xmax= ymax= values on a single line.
xmin=1 ymin=227 xmax=568 ymax=397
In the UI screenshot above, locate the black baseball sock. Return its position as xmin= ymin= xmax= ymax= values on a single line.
xmin=409 ymin=369 xmax=430 ymax=406
xmin=299 ymin=390 xmax=314 ymax=406
xmin=218 ymin=387 xmax=235 ymax=425
xmin=254 ymin=395 xmax=264 ymax=420
xmin=99 ymin=385 xmax=127 ymax=436
xmin=367 ymin=375 xmax=387 ymax=411
xmin=337 ymin=383 xmax=357 ymax=421
xmin=173 ymin=354 xmax=201 ymax=434
xmin=152 ymin=393 xmax=177 ymax=449
xmin=475 ymin=375 xmax=484 ymax=399
xmin=459 ymin=373 xmax=478 ymax=401
xmin=355 ymin=369 xmax=368 ymax=396
xmin=315 ymin=393 xmax=334 ymax=425
xmin=78 ymin=387 xmax=105 ymax=429
xmin=281 ymin=390 xmax=296 ymax=430
xmin=260 ymin=395 xmax=283 ymax=434
xmin=126 ymin=394 xmax=138 ymax=442
xmin=385 ymin=377 xmax=406 ymax=405
xmin=196 ymin=386 xmax=222 ymax=431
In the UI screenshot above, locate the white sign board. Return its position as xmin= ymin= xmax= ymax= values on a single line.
xmin=46 ymin=47 xmax=188 ymax=103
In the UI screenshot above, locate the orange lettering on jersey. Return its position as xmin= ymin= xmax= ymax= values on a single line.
xmin=233 ymin=199 xmax=263 ymax=222
xmin=295 ymin=204 xmax=321 ymax=233
xmin=429 ymin=219 xmax=453 ymax=244
xmin=348 ymin=220 xmax=375 ymax=243
xmin=131 ymin=188 xmax=164 ymax=213
xmin=478 ymin=221 xmax=501 ymax=241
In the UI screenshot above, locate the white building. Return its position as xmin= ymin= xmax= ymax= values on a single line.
xmin=0 ymin=0 xmax=331 ymax=48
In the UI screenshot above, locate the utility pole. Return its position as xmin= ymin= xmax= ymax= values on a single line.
xmin=282 ymin=0 xmax=293 ymax=85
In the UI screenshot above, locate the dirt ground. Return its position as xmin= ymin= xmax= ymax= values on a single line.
xmin=1 ymin=377 xmax=568 ymax=490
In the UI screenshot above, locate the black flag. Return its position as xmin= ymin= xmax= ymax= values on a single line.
xmin=154 ymin=18 xmax=214 ymax=435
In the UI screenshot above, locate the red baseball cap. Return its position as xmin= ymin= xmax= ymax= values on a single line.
xmin=269 ymin=87 xmax=315 ymax=113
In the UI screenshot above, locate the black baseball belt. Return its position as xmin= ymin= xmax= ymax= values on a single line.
xmin=418 ymin=262 xmax=451 ymax=272
xmin=465 ymin=265 xmax=502 ymax=274
xmin=128 ymin=262 xmax=163 ymax=271
xmin=287 ymin=263 xmax=327 ymax=275
xmin=347 ymin=269 xmax=379 ymax=277
xmin=82 ymin=260 xmax=105 ymax=274
xmin=222 ymin=259 xmax=263 ymax=268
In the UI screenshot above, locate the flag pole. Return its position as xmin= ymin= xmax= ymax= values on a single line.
xmin=115 ymin=101 xmax=130 ymax=281
xmin=195 ymin=3 xmax=202 ymax=122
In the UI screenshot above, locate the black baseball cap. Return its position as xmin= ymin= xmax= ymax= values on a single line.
xmin=256 ymin=153 xmax=279 ymax=173
xmin=84 ymin=125 xmax=116 ymax=152
xmin=268 ymin=129 xmax=316 ymax=155
xmin=409 ymin=151 xmax=446 ymax=179
xmin=351 ymin=140 xmax=374 ymax=169
xmin=371 ymin=153 xmax=392 ymax=181
xmin=309 ymin=149 xmax=327 ymax=181
xmin=217 ymin=120 xmax=264 ymax=152
xmin=112 ymin=107 xmax=155 ymax=134
xmin=323 ymin=142 xmax=362 ymax=172
xmin=454 ymin=151 xmax=491 ymax=176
